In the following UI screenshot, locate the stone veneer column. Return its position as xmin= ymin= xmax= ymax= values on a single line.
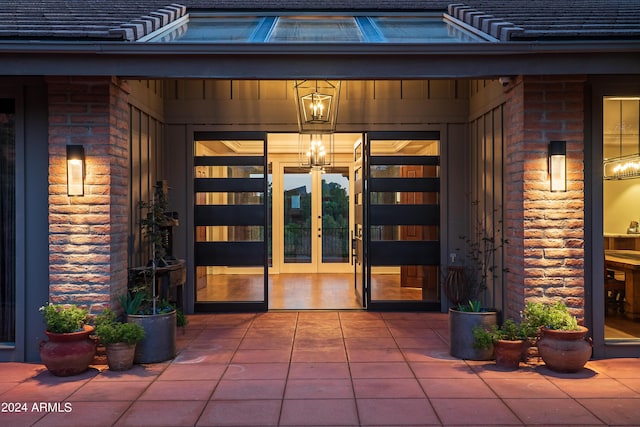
xmin=47 ymin=76 xmax=130 ymax=314
xmin=503 ymin=75 xmax=586 ymax=321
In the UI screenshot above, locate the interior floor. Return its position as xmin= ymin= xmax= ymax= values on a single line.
xmin=196 ymin=273 xmax=425 ymax=310
xmin=605 ymin=312 xmax=640 ymax=339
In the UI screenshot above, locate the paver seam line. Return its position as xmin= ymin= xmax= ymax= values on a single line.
xmin=383 ymin=314 xmax=444 ymax=427
xmin=277 ymin=311 xmax=299 ymax=427
xmin=190 ymin=313 xmax=256 ymax=427
xmin=339 ymin=311 xmax=364 ymax=427
xmin=471 ymin=360 xmax=541 ymax=426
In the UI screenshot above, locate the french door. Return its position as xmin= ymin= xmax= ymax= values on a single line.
xmin=279 ymin=164 xmax=353 ymax=273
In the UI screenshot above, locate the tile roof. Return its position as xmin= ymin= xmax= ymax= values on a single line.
xmin=0 ymin=1 xmax=639 ymax=42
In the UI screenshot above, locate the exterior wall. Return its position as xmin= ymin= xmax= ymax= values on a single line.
xmin=503 ymin=75 xmax=586 ymax=321
xmin=47 ymin=76 xmax=131 ymax=313
xmin=122 ymin=80 xmax=166 ymax=268
xmin=163 ymin=80 xmax=470 ymax=129
xmin=467 ymin=80 xmax=506 ymax=311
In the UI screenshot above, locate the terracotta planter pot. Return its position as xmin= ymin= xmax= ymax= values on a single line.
xmin=39 ymin=325 xmax=96 ymax=376
xmin=538 ymin=326 xmax=592 ymax=373
xmin=494 ymin=339 xmax=525 ymax=370
xmin=105 ymin=342 xmax=137 ymax=371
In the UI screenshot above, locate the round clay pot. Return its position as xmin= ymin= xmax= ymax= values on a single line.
xmin=494 ymin=339 xmax=525 ymax=370
xmin=537 ymin=326 xmax=592 ymax=373
xmin=105 ymin=342 xmax=137 ymax=371
xmin=39 ymin=325 xmax=96 ymax=376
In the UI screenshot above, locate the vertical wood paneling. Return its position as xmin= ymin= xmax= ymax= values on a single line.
xmin=234 ymin=80 xmax=259 ymax=100
xmin=468 ymin=104 xmax=505 ymax=309
xmin=259 ymin=81 xmax=288 ymax=100
xmin=129 ymin=106 xmax=164 ymax=267
xmin=430 ymin=80 xmax=454 ymax=99
xmin=204 ymin=80 xmax=232 ymax=100
xmin=401 ymin=81 xmax=426 ymax=100
xmin=374 ymin=81 xmax=401 ymax=100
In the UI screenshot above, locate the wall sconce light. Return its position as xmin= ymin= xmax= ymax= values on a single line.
xmin=66 ymin=145 xmax=85 ymax=196
xmin=548 ymin=140 xmax=566 ymax=192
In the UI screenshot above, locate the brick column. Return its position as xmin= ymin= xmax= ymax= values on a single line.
xmin=47 ymin=76 xmax=130 ymax=314
xmin=503 ymin=76 xmax=586 ymax=320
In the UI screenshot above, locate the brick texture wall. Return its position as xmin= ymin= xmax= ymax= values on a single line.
xmin=503 ymin=75 xmax=586 ymax=321
xmin=47 ymin=76 xmax=130 ymax=314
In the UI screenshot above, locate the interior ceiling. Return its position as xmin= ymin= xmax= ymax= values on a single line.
xmin=197 ymin=134 xmax=439 ymax=156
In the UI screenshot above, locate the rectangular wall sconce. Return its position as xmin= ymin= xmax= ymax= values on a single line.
xmin=66 ymin=145 xmax=85 ymax=196
xmin=548 ymin=140 xmax=567 ymax=192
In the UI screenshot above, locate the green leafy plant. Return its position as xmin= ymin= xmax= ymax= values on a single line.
xmin=119 ymin=289 xmax=145 ymax=315
xmin=456 ymin=300 xmax=483 ymax=312
xmin=472 ymin=319 xmax=526 ymax=349
xmin=123 ymin=269 xmax=175 ymax=316
xmin=521 ymin=301 xmax=580 ymax=333
xmin=39 ymin=302 xmax=89 ymax=333
xmin=94 ymin=308 xmax=145 ymax=345
xmin=176 ymin=309 xmax=188 ymax=327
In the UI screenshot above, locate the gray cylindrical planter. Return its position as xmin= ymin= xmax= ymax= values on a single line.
xmin=449 ymin=308 xmax=498 ymax=360
xmin=127 ymin=310 xmax=176 ymax=363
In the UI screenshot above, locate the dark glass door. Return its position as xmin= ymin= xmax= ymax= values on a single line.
xmin=365 ymin=132 xmax=441 ymax=311
xmin=193 ymin=132 xmax=268 ymax=312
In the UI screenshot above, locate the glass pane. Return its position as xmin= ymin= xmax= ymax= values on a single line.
xmin=370 ymin=139 xmax=440 ymax=156
xmin=150 ymin=17 xmax=264 ymax=43
xmin=322 ymin=167 xmax=349 ymax=263
xmin=270 ymin=17 xmax=362 ymax=42
xmin=284 ymin=167 xmax=312 ymax=263
xmin=603 ymin=96 xmax=640 ymax=342
xmin=195 ymin=165 xmax=264 ymax=179
xmin=0 ymin=98 xmax=15 ymax=343
xmin=195 ymin=139 xmax=264 ymax=156
xmin=371 ymin=17 xmax=481 ymax=43
xmin=370 ymin=266 xmax=439 ymax=302
xmin=195 ymin=191 xmax=263 ymax=205
xmin=371 ymin=225 xmax=437 ymax=241
xmin=267 ymin=169 xmax=273 ymax=267
xmin=195 ymin=226 xmax=264 ymax=242
xmin=371 ymin=191 xmax=438 ymax=204
xmin=196 ymin=268 xmax=264 ymax=302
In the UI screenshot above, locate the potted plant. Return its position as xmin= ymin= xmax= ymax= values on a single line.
xmin=124 ymin=181 xmax=180 ymax=363
xmin=447 ymin=202 xmax=506 ymax=360
xmin=473 ymin=319 xmax=527 ymax=370
xmin=94 ymin=308 xmax=145 ymax=371
xmin=521 ymin=301 xmax=592 ymax=372
xmin=122 ymin=269 xmax=177 ymax=364
xmin=38 ymin=302 xmax=96 ymax=376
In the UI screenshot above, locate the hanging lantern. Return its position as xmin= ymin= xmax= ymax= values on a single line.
xmin=294 ymin=80 xmax=341 ymax=134
xmin=298 ymin=133 xmax=334 ymax=169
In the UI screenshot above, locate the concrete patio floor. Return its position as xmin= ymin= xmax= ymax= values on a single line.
xmin=1 ymin=311 xmax=640 ymax=426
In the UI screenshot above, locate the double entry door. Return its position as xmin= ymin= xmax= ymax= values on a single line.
xmin=193 ymin=131 xmax=441 ymax=312
xmin=278 ymin=164 xmax=352 ymax=274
